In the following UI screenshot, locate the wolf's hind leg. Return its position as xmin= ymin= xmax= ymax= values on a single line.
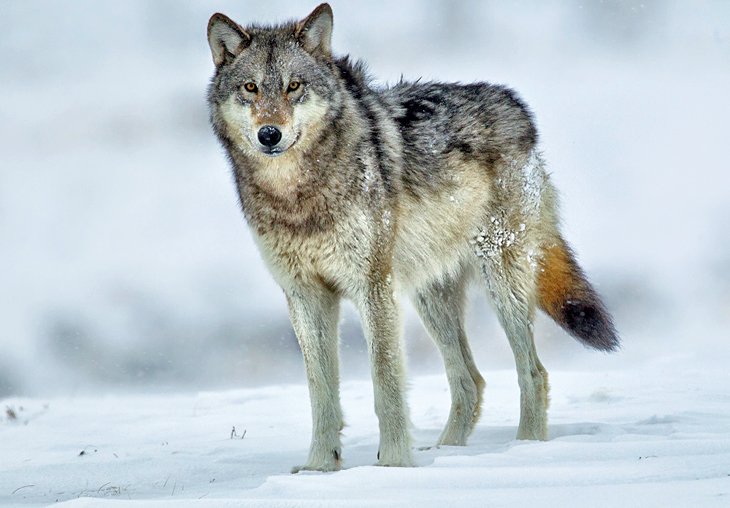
xmin=287 ymin=285 xmax=344 ymax=472
xmin=412 ymin=273 xmax=485 ymax=446
xmin=482 ymin=254 xmax=549 ymax=441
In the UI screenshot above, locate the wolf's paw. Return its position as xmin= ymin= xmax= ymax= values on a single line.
xmin=375 ymin=457 xmax=415 ymax=467
xmin=437 ymin=436 xmax=468 ymax=446
xmin=291 ymin=449 xmax=342 ymax=473
xmin=291 ymin=462 xmax=340 ymax=473
xmin=516 ymin=426 xmax=548 ymax=441
xmin=375 ymin=448 xmax=414 ymax=468
xmin=437 ymin=426 xmax=470 ymax=446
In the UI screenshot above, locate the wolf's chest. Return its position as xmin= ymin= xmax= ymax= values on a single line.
xmin=251 ymin=211 xmax=375 ymax=295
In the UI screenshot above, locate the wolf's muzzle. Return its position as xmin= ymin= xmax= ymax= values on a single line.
xmin=258 ymin=126 xmax=282 ymax=147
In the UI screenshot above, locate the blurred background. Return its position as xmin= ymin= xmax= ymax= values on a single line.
xmin=1 ymin=0 xmax=728 ymax=397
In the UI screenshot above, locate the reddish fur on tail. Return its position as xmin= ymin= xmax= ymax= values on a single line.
xmin=537 ymin=238 xmax=619 ymax=351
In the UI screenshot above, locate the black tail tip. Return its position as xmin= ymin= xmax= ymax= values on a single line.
xmin=562 ymin=300 xmax=620 ymax=352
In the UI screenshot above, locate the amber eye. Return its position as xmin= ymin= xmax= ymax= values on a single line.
xmin=243 ymin=82 xmax=258 ymax=93
xmin=287 ymin=81 xmax=301 ymax=92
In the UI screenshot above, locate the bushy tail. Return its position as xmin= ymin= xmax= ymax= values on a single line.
xmin=536 ymin=238 xmax=620 ymax=351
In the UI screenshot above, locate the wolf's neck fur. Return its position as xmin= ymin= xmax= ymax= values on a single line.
xmin=229 ymin=120 xmax=362 ymax=236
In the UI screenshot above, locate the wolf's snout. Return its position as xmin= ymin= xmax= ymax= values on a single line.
xmin=258 ymin=126 xmax=282 ymax=147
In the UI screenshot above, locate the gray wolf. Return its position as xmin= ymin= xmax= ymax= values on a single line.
xmin=206 ymin=3 xmax=619 ymax=472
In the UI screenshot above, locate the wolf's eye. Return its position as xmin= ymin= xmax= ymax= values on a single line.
xmin=287 ymin=81 xmax=301 ymax=92
xmin=243 ymin=82 xmax=258 ymax=93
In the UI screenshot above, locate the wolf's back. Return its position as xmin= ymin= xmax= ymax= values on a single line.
xmin=537 ymin=237 xmax=619 ymax=351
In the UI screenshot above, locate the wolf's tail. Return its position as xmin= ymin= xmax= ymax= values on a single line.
xmin=536 ymin=237 xmax=619 ymax=351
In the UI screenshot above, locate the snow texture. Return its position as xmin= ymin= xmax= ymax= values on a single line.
xmin=2 ymin=364 xmax=729 ymax=507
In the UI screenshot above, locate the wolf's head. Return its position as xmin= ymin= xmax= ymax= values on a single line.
xmin=207 ymin=4 xmax=341 ymax=160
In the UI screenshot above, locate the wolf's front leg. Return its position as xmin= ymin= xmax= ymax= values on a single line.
xmin=357 ymin=276 xmax=413 ymax=467
xmin=287 ymin=286 xmax=344 ymax=473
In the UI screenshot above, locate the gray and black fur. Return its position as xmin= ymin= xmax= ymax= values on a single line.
xmin=206 ymin=3 xmax=618 ymax=472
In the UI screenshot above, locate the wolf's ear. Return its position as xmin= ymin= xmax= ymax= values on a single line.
xmin=296 ymin=3 xmax=333 ymax=57
xmin=208 ymin=13 xmax=251 ymax=67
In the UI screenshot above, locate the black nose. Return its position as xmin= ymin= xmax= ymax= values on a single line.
xmin=257 ymin=126 xmax=282 ymax=147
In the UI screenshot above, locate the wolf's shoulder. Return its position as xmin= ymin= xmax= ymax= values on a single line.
xmin=332 ymin=56 xmax=375 ymax=98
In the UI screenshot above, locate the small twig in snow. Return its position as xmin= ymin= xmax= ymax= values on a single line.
xmin=78 ymin=446 xmax=98 ymax=457
xmin=12 ymin=485 xmax=35 ymax=495
xmin=230 ymin=426 xmax=246 ymax=439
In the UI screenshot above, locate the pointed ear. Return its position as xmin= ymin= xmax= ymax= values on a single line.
xmin=207 ymin=13 xmax=251 ymax=67
xmin=296 ymin=3 xmax=333 ymax=57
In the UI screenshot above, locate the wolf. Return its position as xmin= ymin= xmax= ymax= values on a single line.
xmin=206 ymin=3 xmax=619 ymax=472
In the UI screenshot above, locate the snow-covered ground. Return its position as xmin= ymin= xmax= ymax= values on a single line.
xmin=2 ymin=361 xmax=729 ymax=507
